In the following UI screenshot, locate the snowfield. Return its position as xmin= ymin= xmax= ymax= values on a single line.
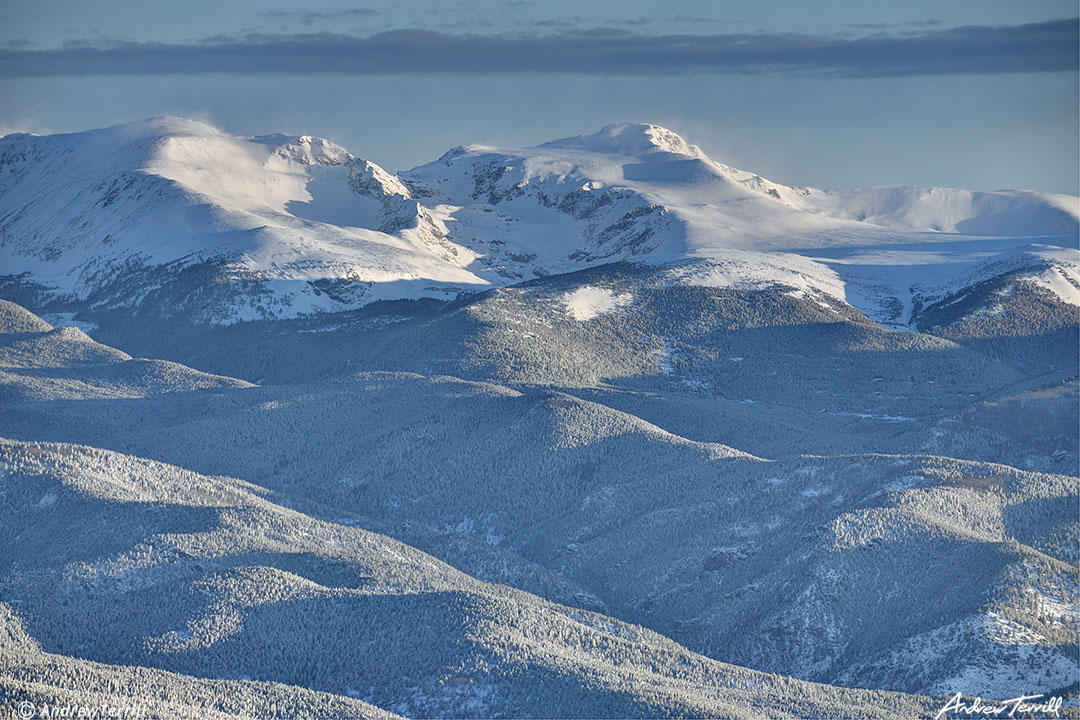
xmin=562 ymin=286 xmax=633 ymax=321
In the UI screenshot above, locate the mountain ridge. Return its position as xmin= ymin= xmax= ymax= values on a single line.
xmin=1 ymin=118 xmax=1077 ymax=327
xmin=0 ymin=296 xmax=1075 ymax=709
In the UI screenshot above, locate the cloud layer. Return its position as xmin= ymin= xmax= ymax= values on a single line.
xmin=1 ymin=19 xmax=1076 ymax=77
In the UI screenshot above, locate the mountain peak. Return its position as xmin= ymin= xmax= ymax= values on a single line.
xmin=102 ymin=116 xmax=228 ymax=143
xmin=541 ymin=122 xmax=706 ymax=160
xmin=250 ymin=133 xmax=354 ymax=166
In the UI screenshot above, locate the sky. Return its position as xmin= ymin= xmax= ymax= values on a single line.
xmin=1 ymin=1 xmax=1077 ymax=194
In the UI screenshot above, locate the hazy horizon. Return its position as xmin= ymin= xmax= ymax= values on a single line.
xmin=1 ymin=1 xmax=1077 ymax=194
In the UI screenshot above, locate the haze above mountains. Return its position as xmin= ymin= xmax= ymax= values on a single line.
xmin=1 ymin=119 xmax=1077 ymax=718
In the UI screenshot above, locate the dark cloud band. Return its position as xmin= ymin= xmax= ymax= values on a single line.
xmin=1 ymin=18 xmax=1075 ymax=77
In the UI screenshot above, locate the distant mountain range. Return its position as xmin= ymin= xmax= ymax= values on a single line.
xmin=1 ymin=118 xmax=1076 ymax=326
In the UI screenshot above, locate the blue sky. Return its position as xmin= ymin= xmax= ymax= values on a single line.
xmin=1 ymin=1 xmax=1077 ymax=193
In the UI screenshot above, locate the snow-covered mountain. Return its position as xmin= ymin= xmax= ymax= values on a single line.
xmin=2 ymin=119 xmax=1077 ymax=718
xmin=0 ymin=118 xmax=486 ymax=321
xmin=1 ymin=118 xmax=1076 ymax=326
xmin=400 ymin=122 xmax=1078 ymax=329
